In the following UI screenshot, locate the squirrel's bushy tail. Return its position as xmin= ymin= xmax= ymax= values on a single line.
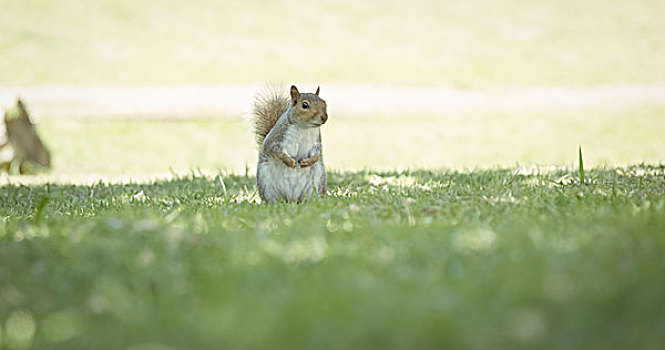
xmin=251 ymin=84 xmax=290 ymax=148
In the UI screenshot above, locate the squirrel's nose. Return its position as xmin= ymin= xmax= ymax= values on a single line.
xmin=321 ymin=114 xmax=328 ymax=124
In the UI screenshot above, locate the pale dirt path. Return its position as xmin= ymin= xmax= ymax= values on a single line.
xmin=2 ymin=84 xmax=665 ymax=120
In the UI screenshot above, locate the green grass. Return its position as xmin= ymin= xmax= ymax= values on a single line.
xmin=1 ymin=0 xmax=664 ymax=86
xmin=1 ymin=165 xmax=665 ymax=349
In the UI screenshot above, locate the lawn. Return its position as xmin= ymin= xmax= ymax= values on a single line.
xmin=1 ymin=165 xmax=664 ymax=349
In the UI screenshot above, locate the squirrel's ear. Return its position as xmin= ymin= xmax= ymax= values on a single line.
xmin=315 ymin=86 xmax=320 ymax=96
xmin=290 ymin=85 xmax=300 ymax=105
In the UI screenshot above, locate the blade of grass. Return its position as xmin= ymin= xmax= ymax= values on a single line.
xmin=579 ymin=145 xmax=585 ymax=185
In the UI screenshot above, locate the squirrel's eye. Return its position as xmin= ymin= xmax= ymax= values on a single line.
xmin=301 ymin=101 xmax=309 ymax=109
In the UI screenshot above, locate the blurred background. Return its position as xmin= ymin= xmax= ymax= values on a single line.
xmin=1 ymin=0 xmax=664 ymax=180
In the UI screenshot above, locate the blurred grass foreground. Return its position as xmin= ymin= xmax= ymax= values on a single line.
xmin=1 ymin=1 xmax=665 ymax=350
xmin=2 ymin=166 xmax=665 ymax=349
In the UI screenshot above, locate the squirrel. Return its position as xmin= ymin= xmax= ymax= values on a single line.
xmin=251 ymin=84 xmax=328 ymax=203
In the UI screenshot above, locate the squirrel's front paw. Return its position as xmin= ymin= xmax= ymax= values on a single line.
xmin=273 ymin=151 xmax=296 ymax=168
xmin=284 ymin=157 xmax=297 ymax=168
xmin=298 ymin=154 xmax=320 ymax=168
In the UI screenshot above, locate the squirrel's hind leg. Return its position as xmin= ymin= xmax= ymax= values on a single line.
xmin=257 ymin=163 xmax=282 ymax=204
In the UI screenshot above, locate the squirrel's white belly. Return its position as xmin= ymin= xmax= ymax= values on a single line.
xmin=258 ymin=159 xmax=317 ymax=203
xmin=257 ymin=126 xmax=322 ymax=203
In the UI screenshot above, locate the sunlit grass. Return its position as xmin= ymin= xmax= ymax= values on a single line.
xmin=20 ymin=104 xmax=664 ymax=180
xmin=1 ymin=0 xmax=664 ymax=86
